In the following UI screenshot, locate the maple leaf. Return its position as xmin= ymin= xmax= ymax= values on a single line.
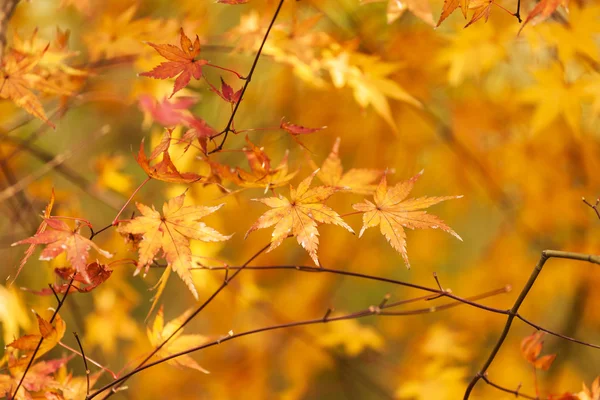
xmin=311 ymin=137 xmax=383 ymax=195
xmin=0 ymin=357 xmax=68 ymax=400
xmin=7 ymin=312 xmax=66 ymax=369
xmin=180 ymin=118 xmax=218 ymax=154
xmin=362 ymin=0 xmax=435 ymax=26
xmin=519 ymin=0 xmax=569 ymax=34
xmin=0 ymin=49 xmax=55 ymax=128
xmin=117 ymin=192 xmax=231 ymax=305
xmin=136 ymin=132 xmax=204 ymax=183
xmin=11 ymin=189 xmax=55 ymax=284
xmin=520 ymin=331 xmax=557 ymax=370
xmin=12 ymin=218 xmax=112 ymax=283
xmin=437 ymin=0 xmax=470 ymax=26
xmin=94 ymin=154 xmax=133 ymax=195
xmin=147 ymin=305 xmax=209 ymax=373
xmin=138 ymin=94 xmax=200 ymax=127
xmin=210 ymin=77 xmax=242 ymax=104
xmin=465 ymin=0 xmax=495 ymax=27
xmin=280 ymin=119 xmax=327 ymax=136
xmin=140 ymin=28 xmax=208 ymax=98
xmin=210 ymin=136 xmax=297 ymax=191
xmin=24 ymin=262 xmax=113 ymax=296
xmin=246 ymin=171 xmax=354 ymax=266
xmin=352 ymin=172 xmax=462 ymax=268
xmin=576 ymin=377 xmax=600 ymax=400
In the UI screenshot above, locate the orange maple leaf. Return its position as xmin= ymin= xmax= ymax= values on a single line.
xmin=147 ymin=305 xmax=210 ymax=373
xmin=136 ymin=131 xmax=204 ymax=183
xmin=6 ymin=312 xmax=66 ymax=369
xmin=352 ymin=171 xmax=462 ymax=268
xmin=311 ymin=137 xmax=383 ymax=195
xmin=520 ymin=331 xmax=557 ymax=370
xmin=465 ymin=0 xmax=495 ymax=27
xmin=0 ymin=50 xmax=55 ymax=128
xmin=117 ymin=192 xmax=231 ymax=307
xmin=437 ymin=0 xmax=470 ymax=26
xmin=246 ymin=171 xmax=354 ymax=266
xmin=12 ymin=218 xmax=112 ymax=282
xmin=518 ymin=0 xmax=568 ymax=34
xmin=0 ymin=357 xmax=68 ymax=399
xmin=210 ymin=136 xmax=297 ymax=191
xmin=11 ymin=190 xmax=55 ymax=284
xmin=140 ymin=28 xmax=208 ymax=98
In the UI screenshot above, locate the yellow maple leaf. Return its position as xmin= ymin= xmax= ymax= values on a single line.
xmin=147 ymin=305 xmax=209 ymax=373
xmin=361 ymin=0 xmax=435 ymax=26
xmin=0 ymin=51 xmax=54 ymax=127
xmin=246 ymin=171 xmax=354 ymax=266
xmin=85 ymin=288 xmax=138 ymax=354
xmin=311 ymin=137 xmax=383 ymax=195
xmin=519 ymin=63 xmax=586 ymax=135
xmin=6 ymin=312 xmax=66 ymax=370
xmin=317 ymin=318 xmax=384 ymax=356
xmin=577 ymin=377 xmax=600 ymax=400
xmin=117 ymin=192 xmax=231 ymax=305
xmin=322 ymin=47 xmax=421 ymax=132
xmin=352 ymin=171 xmax=462 ymax=268
xmin=94 ymin=153 xmax=134 ymax=194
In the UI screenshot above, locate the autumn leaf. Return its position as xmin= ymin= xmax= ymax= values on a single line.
xmin=311 ymin=137 xmax=383 ymax=195
xmin=147 ymin=305 xmax=209 ymax=373
xmin=94 ymin=154 xmax=133 ymax=194
xmin=138 ymin=94 xmax=200 ymax=127
xmin=12 ymin=218 xmax=112 ymax=283
xmin=361 ymin=0 xmax=435 ymax=26
xmin=246 ymin=170 xmax=354 ymax=266
xmin=210 ymin=136 xmax=297 ymax=191
xmin=465 ymin=0 xmax=495 ymax=27
xmin=0 ymin=357 xmax=68 ymax=400
xmin=210 ymin=77 xmax=242 ymax=104
xmin=140 ymin=28 xmax=208 ymax=98
xmin=24 ymin=262 xmax=113 ymax=296
xmin=519 ymin=0 xmax=569 ymax=34
xmin=7 ymin=312 xmax=66 ymax=369
xmin=437 ymin=0 xmax=470 ymax=26
xmin=136 ymin=133 xmax=204 ymax=183
xmin=352 ymin=172 xmax=462 ymax=268
xmin=117 ymin=192 xmax=231 ymax=306
xmin=520 ymin=331 xmax=557 ymax=370
xmin=217 ymin=0 xmax=249 ymax=4
xmin=280 ymin=119 xmax=327 ymax=136
xmin=0 ymin=50 xmax=55 ymax=128
xmin=11 ymin=189 xmax=55 ymax=284
xmin=576 ymin=377 xmax=600 ymax=400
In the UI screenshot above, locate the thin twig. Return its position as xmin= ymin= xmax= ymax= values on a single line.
xmin=12 ymin=277 xmax=75 ymax=397
xmin=516 ymin=313 xmax=600 ymax=350
xmin=209 ymin=0 xmax=286 ymax=153
xmin=582 ymin=197 xmax=600 ymax=220
xmin=464 ymin=250 xmax=600 ymax=399
xmin=87 ymin=287 xmax=508 ymax=399
xmin=481 ymin=374 xmax=536 ymax=399
xmin=96 ymin=243 xmax=271 ymax=400
xmin=190 ymin=264 xmax=510 ymax=315
xmin=74 ymin=332 xmax=91 ymax=396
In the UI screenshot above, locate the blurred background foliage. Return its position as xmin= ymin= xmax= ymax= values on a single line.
xmin=1 ymin=0 xmax=600 ymax=398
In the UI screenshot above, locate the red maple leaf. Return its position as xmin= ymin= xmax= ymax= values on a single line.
xmin=140 ymin=28 xmax=208 ymax=98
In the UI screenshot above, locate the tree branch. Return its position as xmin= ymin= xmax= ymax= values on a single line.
xmin=87 ymin=286 xmax=508 ymax=399
xmin=464 ymin=250 xmax=600 ymax=399
xmin=209 ymin=0 xmax=285 ymax=154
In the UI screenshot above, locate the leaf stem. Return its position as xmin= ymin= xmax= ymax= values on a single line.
xmin=112 ymin=176 xmax=151 ymax=225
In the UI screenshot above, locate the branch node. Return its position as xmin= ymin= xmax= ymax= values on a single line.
xmin=379 ymin=293 xmax=391 ymax=309
xmin=323 ymin=308 xmax=333 ymax=322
